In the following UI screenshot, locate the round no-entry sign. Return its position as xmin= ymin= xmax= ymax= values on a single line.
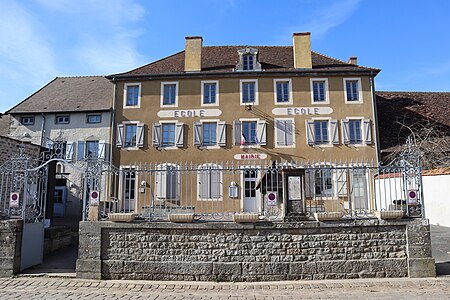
xmin=408 ymin=189 xmax=418 ymax=204
xmin=10 ymin=192 xmax=19 ymax=208
xmin=90 ymin=190 xmax=99 ymax=205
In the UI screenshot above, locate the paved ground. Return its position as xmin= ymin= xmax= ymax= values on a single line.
xmin=1 ymin=276 xmax=450 ymax=299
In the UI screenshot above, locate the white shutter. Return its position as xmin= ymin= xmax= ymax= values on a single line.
xmin=65 ymin=142 xmax=74 ymax=162
xmin=257 ymin=120 xmax=266 ymax=146
xmin=211 ymin=167 xmax=221 ymax=199
xmin=198 ymin=168 xmax=209 ymax=199
xmin=166 ymin=166 xmax=178 ymax=200
xmin=305 ymin=169 xmax=315 ymax=198
xmin=233 ymin=120 xmax=242 ymax=145
xmin=333 ymin=168 xmax=348 ymax=197
xmin=363 ymin=119 xmax=372 ymax=144
xmin=285 ymin=120 xmax=294 ymax=146
xmin=136 ymin=124 xmax=145 ymax=148
xmin=98 ymin=140 xmax=106 ymax=160
xmin=193 ymin=122 xmax=202 ymax=146
xmin=77 ymin=141 xmax=85 ymax=161
xmin=341 ymin=120 xmax=350 ymax=144
xmin=275 ymin=120 xmax=285 ymax=146
xmin=218 ymin=121 xmax=226 ymax=147
xmin=152 ymin=123 xmax=161 ymax=148
xmin=175 ymin=122 xmax=184 ymax=147
xmin=116 ymin=124 xmax=124 ymax=148
xmin=330 ymin=119 xmax=339 ymax=144
xmin=306 ymin=120 xmax=315 ymax=145
xmin=155 ymin=167 xmax=167 ymax=199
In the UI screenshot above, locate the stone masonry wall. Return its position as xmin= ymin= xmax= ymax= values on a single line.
xmin=0 ymin=220 xmax=23 ymax=277
xmin=77 ymin=219 xmax=435 ymax=281
xmin=0 ymin=136 xmax=41 ymax=165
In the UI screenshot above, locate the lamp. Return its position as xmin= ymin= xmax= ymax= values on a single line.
xmin=246 ymin=104 xmax=253 ymax=111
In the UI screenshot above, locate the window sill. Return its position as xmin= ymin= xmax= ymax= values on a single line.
xmin=158 ymin=146 xmax=179 ymax=150
xmin=122 ymin=146 xmax=139 ymax=151
xmin=275 ymin=144 xmax=296 ymax=149
xmin=197 ymin=198 xmax=223 ymax=201
xmin=274 ymin=101 xmax=293 ymax=106
xmin=199 ymin=145 xmax=221 ymax=150
xmin=313 ymin=144 xmax=334 ymax=148
xmin=240 ymin=144 xmax=261 ymax=149
xmin=311 ymin=100 xmax=330 ymax=105
xmin=346 ymin=143 xmax=368 ymax=148
xmin=344 ymin=100 xmax=363 ymax=104
xmin=123 ymin=105 xmax=140 ymax=109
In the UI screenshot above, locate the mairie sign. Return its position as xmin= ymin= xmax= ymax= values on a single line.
xmin=234 ymin=153 xmax=267 ymax=160
xmin=158 ymin=109 xmax=222 ymax=118
xmin=272 ymin=107 xmax=333 ymax=116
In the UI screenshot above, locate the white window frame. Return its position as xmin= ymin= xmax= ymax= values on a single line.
xmin=197 ymin=163 xmax=223 ymax=201
xmin=239 ymin=118 xmax=260 ymax=149
xmin=122 ymin=121 xmax=140 ymax=150
xmin=343 ymin=117 xmax=365 ymax=147
xmin=310 ymin=78 xmax=330 ymax=104
xmin=21 ymin=116 xmax=35 ymax=125
xmin=199 ymin=119 xmax=221 ymax=149
xmin=87 ymin=114 xmax=102 ymax=124
xmin=201 ymin=80 xmax=219 ymax=107
xmin=123 ymin=83 xmax=141 ymax=108
xmin=155 ymin=163 xmax=180 ymax=201
xmin=343 ymin=78 xmax=363 ymax=104
xmin=273 ymin=79 xmax=293 ymax=105
xmin=85 ymin=140 xmax=99 ymax=159
xmin=119 ymin=165 xmax=138 ymax=212
xmin=55 ymin=115 xmax=70 ymax=124
xmin=160 ymin=82 xmax=179 ymax=108
xmin=159 ymin=120 xmax=179 ymax=150
xmin=274 ymin=118 xmax=296 ymax=148
xmin=311 ymin=117 xmax=333 ymax=147
xmin=239 ymin=79 xmax=259 ymax=106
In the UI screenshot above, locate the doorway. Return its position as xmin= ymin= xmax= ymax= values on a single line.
xmin=243 ymin=169 xmax=259 ymax=212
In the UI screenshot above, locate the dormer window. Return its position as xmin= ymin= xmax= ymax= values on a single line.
xmin=243 ymin=54 xmax=254 ymax=70
xmin=236 ymin=48 xmax=261 ymax=71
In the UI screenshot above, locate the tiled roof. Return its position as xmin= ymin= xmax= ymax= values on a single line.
xmin=112 ymin=46 xmax=379 ymax=78
xmin=7 ymin=76 xmax=112 ymax=114
xmin=376 ymin=91 xmax=450 ymax=152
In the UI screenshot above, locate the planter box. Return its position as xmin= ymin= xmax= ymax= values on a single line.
xmin=108 ymin=213 xmax=137 ymax=222
xmin=233 ymin=213 xmax=259 ymax=223
xmin=168 ymin=213 xmax=195 ymax=223
xmin=314 ymin=211 xmax=344 ymax=222
xmin=375 ymin=210 xmax=404 ymax=220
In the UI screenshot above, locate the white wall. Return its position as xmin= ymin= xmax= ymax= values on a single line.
xmin=423 ymin=174 xmax=450 ymax=227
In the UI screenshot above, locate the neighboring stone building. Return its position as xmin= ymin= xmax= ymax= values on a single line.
xmin=0 ymin=135 xmax=42 ymax=166
xmin=0 ymin=114 xmax=10 ymax=137
xmin=107 ymin=32 xmax=381 ymax=216
xmin=376 ymin=91 xmax=450 ymax=167
xmin=5 ymin=76 xmax=113 ymax=225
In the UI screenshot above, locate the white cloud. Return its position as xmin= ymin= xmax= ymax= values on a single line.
xmin=290 ymin=0 xmax=361 ymax=39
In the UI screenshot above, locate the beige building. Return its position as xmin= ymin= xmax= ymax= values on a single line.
xmin=108 ymin=33 xmax=381 ymax=217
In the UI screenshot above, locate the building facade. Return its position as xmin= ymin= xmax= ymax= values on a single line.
xmin=6 ymin=76 xmax=112 ymax=225
xmin=108 ymin=33 xmax=381 ymax=218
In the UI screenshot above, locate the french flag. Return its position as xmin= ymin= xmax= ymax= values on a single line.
xmin=241 ymin=134 xmax=246 ymax=145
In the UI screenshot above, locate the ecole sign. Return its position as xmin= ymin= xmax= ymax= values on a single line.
xmin=234 ymin=153 xmax=267 ymax=160
xmin=272 ymin=107 xmax=333 ymax=116
xmin=158 ymin=109 xmax=222 ymax=118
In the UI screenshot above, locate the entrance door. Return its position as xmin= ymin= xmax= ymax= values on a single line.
xmin=243 ymin=169 xmax=258 ymax=212
xmin=53 ymin=186 xmax=67 ymax=217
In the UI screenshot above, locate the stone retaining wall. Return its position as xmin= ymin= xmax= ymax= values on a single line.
xmin=76 ymin=219 xmax=435 ymax=281
xmin=0 ymin=220 xmax=23 ymax=277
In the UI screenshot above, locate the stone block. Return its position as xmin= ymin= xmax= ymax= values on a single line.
xmin=408 ymin=258 xmax=436 ymax=278
xmin=213 ymin=262 xmax=242 ymax=276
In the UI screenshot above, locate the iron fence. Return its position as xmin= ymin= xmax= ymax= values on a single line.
xmin=84 ymin=159 xmax=424 ymax=222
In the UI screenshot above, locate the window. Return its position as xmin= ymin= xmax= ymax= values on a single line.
xmin=161 ymin=82 xmax=178 ymax=107
xmin=21 ymin=116 xmax=34 ymax=125
xmin=240 ymin=80 xmax=258 ymax=105
xmin=193 ymin=121 xmax=226 ymax=147
xmin=341 ymin=118 xmax=372 ymax=145
xmin=56 ymin=115 xmax=69 ymax=124
xmin=274 ymin=79 xmax=292 ymax=104
xmin=314 ymin=169 xmax=333 ymax=196
xmin=306 ymin=119 xmax=339 ymax=145
xmin=197 ymin=164 xmax=222 ymax=200
xmin=344 ymin=78 xmax=362 ymax=102
xmin=124 ymin=83 xmax=140 ymax=107
xmin=314 ymin=120 xmax=329 ymax=144
xmin=152 ymin=122 xmax=184 ymax=148
xmin=243 ymin=54 xmax=254 ymax=70
xmin=310 ymin=78 xmax=329 ymax=103
xmin=201 ymin=81 xmax=218 ymax=105
xmin=348 ymin=119 xmax=362 ymax=144
xmin=275 ymin=119 xmax=295 ymax=147
xmin=87 ymin=114 xmax=101 ymax=124
xmin=116 ymin=123 xmax=144 ymax=149
xmin=162 ymin=123 xmax=176 ymax=147
xmin=234 ymin=119 xmax=266 ymax=146
xmin=125 ymin=124 xmax=137 ymax=147
xmin=122 ymin=169 xmax=136 ymax=212
xmin=155 ymin=164 xmax=179 ymax=200
xmin=85 ymin=141 xmax=99 ymax=159
xmin=305 ymin=167 xmax=347 ymax=199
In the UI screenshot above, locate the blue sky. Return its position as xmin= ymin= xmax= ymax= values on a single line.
xmin=1 ymin=0 xmax=449 ymax=113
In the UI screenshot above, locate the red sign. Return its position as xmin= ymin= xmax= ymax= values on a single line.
xmin=234 ymin=153 xmax=267 ymax=160
xmin=10 ymin=192 xmax=19 ymax=208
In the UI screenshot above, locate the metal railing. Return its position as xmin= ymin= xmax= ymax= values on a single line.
xmin=85 ymin=159 xmax=424 ymax=222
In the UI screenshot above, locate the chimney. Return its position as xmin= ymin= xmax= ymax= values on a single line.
xmin=347 ymin=56 xmax=358 ymax=65
xmin=184 ymin=36 xmax=202 ymax=72
xmin=292 ymin=32 xmax=312 ymax=69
